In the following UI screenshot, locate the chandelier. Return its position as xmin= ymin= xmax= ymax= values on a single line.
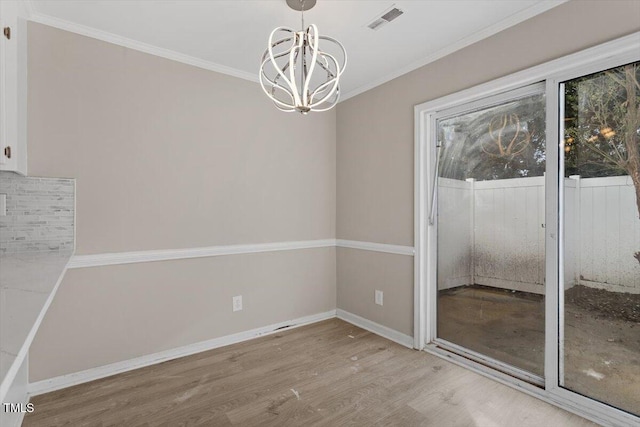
xmin=259 ymin=0 xmax=347 ymax=114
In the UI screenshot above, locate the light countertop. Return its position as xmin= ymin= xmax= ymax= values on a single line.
xmin=0 ymin=251 xmax=71 ymax=390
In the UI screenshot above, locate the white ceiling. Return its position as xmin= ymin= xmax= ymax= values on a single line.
xmin=27 ymin=0 xmax=565 ymax=100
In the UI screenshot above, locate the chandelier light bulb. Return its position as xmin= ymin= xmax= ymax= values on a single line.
xmin=259 ymin=2 xmax=347 ymax=114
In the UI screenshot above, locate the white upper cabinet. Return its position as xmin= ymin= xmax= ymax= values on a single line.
xmin=0 ymin=0 xmax=28 ymax=175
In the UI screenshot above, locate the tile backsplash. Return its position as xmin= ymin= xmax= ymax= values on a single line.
xmin=0 ymin=171 xmax=75 ymax=253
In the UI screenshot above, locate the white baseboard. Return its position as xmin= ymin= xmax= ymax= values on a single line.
xmin=29 ymin=310 xmax=336 ymax=396
xmin=30 ymin=308 xmax=416 ymax=396
xmin=336 ymin=309 xmax=414 ymax=349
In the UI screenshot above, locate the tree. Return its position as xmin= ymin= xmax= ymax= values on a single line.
xmin=564 ymin=62 xmax=640 ymax=264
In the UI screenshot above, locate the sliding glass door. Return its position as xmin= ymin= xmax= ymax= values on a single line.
xmin=433 ymin=85 xmax=546 ymax=382
xmin=560 ymin=61 xmax=640 ymax=417
xmin=417 ymin=35 xmax=639 ymax=425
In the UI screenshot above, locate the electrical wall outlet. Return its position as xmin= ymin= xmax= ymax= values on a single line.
xmin=375 ymin=290 xmax=383 ymax=306
xmin=232 ymin=295 xmax=243 ymax=312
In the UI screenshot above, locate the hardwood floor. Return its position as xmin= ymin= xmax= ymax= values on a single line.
xmin=23 ymin=319 xmax=595 ymax=426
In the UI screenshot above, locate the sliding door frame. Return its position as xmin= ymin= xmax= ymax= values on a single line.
xmin=428 ymin=82 xmax=547 ymax=386
xmin=414 ymin=32 xmax=640 ymax=427
xmin=545 ymin=54 xmax=640 ymax=427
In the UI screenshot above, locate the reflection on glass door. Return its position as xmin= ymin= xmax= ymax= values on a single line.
xmin=561 ymin=62 xmax=640 ymax=416
xmin=434 ymin=87 xmax=546 ymax=380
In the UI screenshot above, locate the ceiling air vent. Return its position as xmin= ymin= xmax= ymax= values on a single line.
xmin=367 ymin=6 xmax=404 ymax=31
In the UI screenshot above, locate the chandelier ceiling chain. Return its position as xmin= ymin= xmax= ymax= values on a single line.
xmin=259 ymin=0 xmax=347 ymax=114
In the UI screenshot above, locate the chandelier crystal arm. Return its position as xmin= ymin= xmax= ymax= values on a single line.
xmin=259 ymin=1 xmax=346 ymax=114
xmin=318 ymin=35 xmax=347 ymax=75
xmin=259 ymin=57 xmax=296 ymax=111
xmin=263 ymin=36 xmax=296 ymax=60
xmin=314 ymin=57 xmax=336 ymax=79
xmin=310 ymin=80 xmax=339 ymax=107
xmin=267 ymin=28 xmax=297 ymax=95
xmin=302 ymin=25 xmax=320 ymax=109
xmin=287 ymin=33 xmax=303 ymax=106
xmin=308 ymin=52 xmax=342 ymax=107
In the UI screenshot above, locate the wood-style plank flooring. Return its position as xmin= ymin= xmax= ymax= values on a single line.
xmin=23 ymin=319 xmax=596 ymax=426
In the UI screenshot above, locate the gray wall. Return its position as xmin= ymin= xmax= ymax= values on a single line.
xmin=28 ymin=0 xmax=640 ymax=381
xmin=28 ymin=22 xmax=337 ymax=381
xmin=27 ymin=24 xmax=336 ymax=255
xmin=336 ymin=0 xmax=640 ymax=336
xmin=30 ymin=249 xmax=336 ymax=381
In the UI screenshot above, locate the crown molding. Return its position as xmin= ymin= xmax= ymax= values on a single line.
xmin=26 ymin=11 xmax=259 ymax=83
xmin=339 ymin=0 xmax=568 ymax=102
xmin=26 ymin=0 xmax=567 ymax=102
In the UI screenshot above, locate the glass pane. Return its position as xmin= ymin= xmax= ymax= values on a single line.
xmin=562 ymin=62 xmax=640 ymax=416
xmin=436 ymin=90 xmax=546 ymax=377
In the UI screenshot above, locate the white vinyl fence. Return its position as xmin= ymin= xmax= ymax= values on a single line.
xmin=437 ymin=175 xmax=640 ymax=294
